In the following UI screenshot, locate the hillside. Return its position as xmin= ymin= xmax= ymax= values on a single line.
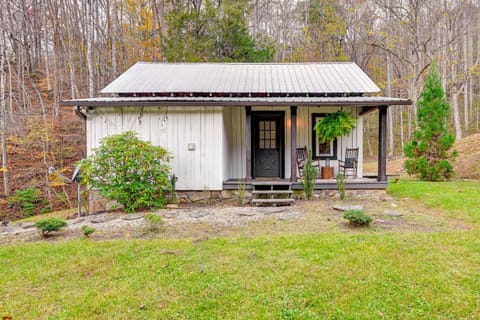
xmin=453 ymin=133 xmax=480 ymax=179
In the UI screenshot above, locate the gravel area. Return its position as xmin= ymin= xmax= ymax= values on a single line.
xmin=0 ymin=205 xmax=302 ymax=243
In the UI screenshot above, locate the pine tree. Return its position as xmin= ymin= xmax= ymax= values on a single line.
xmin=404 ymin=62 xmax=457 ymax=181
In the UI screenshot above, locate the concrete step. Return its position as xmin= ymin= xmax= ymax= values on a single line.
xmin=252 ymin=190 xmax=293 ymax=195
xmin=251 ymin=198 xmax=295 ymax=206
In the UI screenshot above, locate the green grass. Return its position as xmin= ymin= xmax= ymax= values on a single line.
xmin=14 ymin=208 xmax=76 ymax=223
xmin=1 ymin=180 xmax=479 ymax=319
xmin=1 ymin=233 xmax=479 ymax=319
xmin=388 ymin=180 xmax=480 ymax=224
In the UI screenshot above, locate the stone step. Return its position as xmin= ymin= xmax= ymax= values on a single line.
xmin=251 ymin=198 xmax=295 ymax=206
xmin=252 ymin=181 xmax=292 ymax=186
xmin=252 ymin=190 xmax=293 ymax=195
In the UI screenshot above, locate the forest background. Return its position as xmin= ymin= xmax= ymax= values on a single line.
xmin=0 ymin=0 xmax=479 ymax=218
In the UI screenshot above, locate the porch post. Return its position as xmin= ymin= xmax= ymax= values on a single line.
xmin=290 ymin=106 xmax=297 ymax=182
xmin=245 ymin=106 xmax=252 ymax=182
xmin=378 ymin=105 xmax=388 ymax=182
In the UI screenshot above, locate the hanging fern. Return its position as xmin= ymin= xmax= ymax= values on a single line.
xmin=314 ymin=111 xmax=357 ymax=144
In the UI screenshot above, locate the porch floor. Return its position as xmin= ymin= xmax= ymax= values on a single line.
xmin=223 ymin=177 xmax=387 ymax=190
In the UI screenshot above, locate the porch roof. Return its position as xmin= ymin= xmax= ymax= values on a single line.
xmin=61 ymin=96 xmax=411 ymax=107
xmin=100 ymin=62 xmax=381 ymax=95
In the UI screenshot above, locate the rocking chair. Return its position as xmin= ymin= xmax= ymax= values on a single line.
xmin=296 ymin=146 xmax=320 ymax=178
xmin=338 ymin=147 xmax=359 ymax=178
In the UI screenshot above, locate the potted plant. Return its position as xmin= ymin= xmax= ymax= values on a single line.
xmin=314 ymin=110 xmax=356 ymax=179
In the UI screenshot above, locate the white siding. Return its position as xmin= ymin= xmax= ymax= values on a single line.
xmin=223 ymin=106 xmax=363 ymax=179
xmin=87 ymin=106 xmax=224 ymax=190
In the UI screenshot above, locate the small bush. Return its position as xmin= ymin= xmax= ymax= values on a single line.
xmin=336 ymin=173 xmax=346 ymax=199
xmin=81 ymin=225 xmax=96 ymax=237
xmin=80 ymin=131 xmax=172 ymax=213
xmin=35 ymin=218 xmax=67 ymax=237
xmin=344 ymin=209 xmax=373 ymax=226
xmin=8 ymin=188 xmax=48 ymax=217
xmin=144 ymin=213 xmax=164 ymax=233
xmin=302 ymin=150 xmax=317 ymax=200
xmin=237 ymin=183 xmax=245 ymax=206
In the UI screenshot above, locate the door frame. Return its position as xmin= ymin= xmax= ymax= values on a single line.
xmin=251 ymin=111 xmax=285 ymax=179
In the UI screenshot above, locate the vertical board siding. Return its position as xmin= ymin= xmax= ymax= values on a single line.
xmin=224 ymin=106 xmax=364 ymax=180
xmin=87 ymin=106 xmax=223 ymax=190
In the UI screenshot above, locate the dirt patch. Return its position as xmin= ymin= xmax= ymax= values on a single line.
xmin=453 ymin=133 xmax=480 ymax=179
xmin=0 ymin=194 xmax=471 ymax=244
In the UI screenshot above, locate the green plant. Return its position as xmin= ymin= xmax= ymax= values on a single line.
xmin=237 ymin=182 xmax=245 ymax=206
xmin=343 ymin=209 xmax=373 ymax=226
xmin=81 ymin=225 xmax=96 ymax=237
xmin=302 ymin=149 xmax=317 ymax=200
xmin=404 ymin=62 xmax=457 ymax=181
xmin=144 ymin=213 xmax=165 ymax=233
xmin=8 ymin=187 xmax=48 ymax=217
xmin=336 ymin=173 xmax=346 ymax=199
xmin=35 ymin=218 xmax=67 ymax=237
xmin=80 ymin=131 xmax=173 ymax=213
xmin=314 ymin=110 xmax=356 ymax=144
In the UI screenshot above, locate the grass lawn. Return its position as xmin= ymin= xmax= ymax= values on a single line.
xmin=1 ymin=180 xmax=479 ymax=319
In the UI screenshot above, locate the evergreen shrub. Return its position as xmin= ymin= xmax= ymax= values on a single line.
xmin=344 ymin=209 xmax=373 ymax=226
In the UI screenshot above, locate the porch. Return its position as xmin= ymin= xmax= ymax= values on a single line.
xmin=223 ymin=177 xmax=387 ymax=190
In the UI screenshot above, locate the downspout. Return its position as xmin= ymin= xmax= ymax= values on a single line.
xmin=74 ymin=105 xmax=87 ymax=120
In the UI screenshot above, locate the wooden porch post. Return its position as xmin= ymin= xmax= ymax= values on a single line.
xmin=245 ymin=106 xmax=252 ymax=182
xmin=290 ymin=106 xmax=297 ymax=182
xmin=378 ymin=105 xmax=388 ymax=182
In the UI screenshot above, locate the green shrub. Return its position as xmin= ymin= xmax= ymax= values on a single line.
xmin=35 ymin=218 xmax=67 ymax=237
xmin=80 ymin=131 xmax=173 ymax=213
xmin=8 ymin=187 xmax=48 ymax=217
xmin=343 ymin=209 xmax=373 ymax=226
xmin=302 ymin=150 xmax=317 ymax=200
xmin=237 ymin=182 xmax=245 ymax=206
xmin=144 ymin=213 xmax=165 ymax=233
xmin=336 ymin=173 xmax=346 ymax=199
xmin=81 ymin=225 xmax=96 ymax=237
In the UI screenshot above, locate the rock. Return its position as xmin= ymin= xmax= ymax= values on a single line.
xmin=190 ymin=194 xmax=207 ymax=203
xmin=166 ymin=204 xmax=179 ymax=209
xmin=121 ymin=213 xmax=144 ymax=221
xmin=391 ymin=203 xmax=398 ymax=207
xmin=383 ymin=211 xmax=403 ymax=217
xmin=20 ymin=222 xmax=36 ymax=229
xmin=90 ymin=216 xmax=112 ymax=224
xmin=69 ymin=218 xmax=85 ymax=225
xmin=332 ymin=204 xmax=363 ymax=212
xmin=189 ymin=211 xmax=209 ymax=218
xmin=162 ymin=212 xmax=177 ymax=219
xmin=220 ymin=190 xmax=233 ymax=200
xmin=237 ymin=211 xmax=256 ymax=216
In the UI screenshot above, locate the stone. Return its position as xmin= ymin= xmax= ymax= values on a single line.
xmin=189 ymin=211 xmax=209 ymax=218
xmin=332 ymin=204 xmax=363 ymax=212
xmin=20 ymin=222 xmax=36 ymax=229
xmin=189 ymin=193 xmax=207 ymax=203
xmin=220 ymin=190 xmax=233 ymax=200
xmin=121 ymin=213 xmax=144 ymax=221
xmin=391 ymin=203 xmax=398 ymax=207
xmin=166 ymin=204 xmax=179 ymax=209
xmin=69 ymin=218 xmax=85 ymax=225
xmin=90 ymin=216 xmax=112 ymax=224
xmin=237 ymin=211 xmax=256 ymax=216
xmin=162 ymin=212 xmax=177 ymax=219
xmin=383 ymin=211 xmax=402 ymax=217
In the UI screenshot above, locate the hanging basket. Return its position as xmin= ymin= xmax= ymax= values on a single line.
xmin=314 ymin=110 xmax=357 ymax=144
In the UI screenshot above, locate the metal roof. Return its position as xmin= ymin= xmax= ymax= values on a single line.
xmin=100 ymin=62 xmax=381 ymax=95
xmin=62 ymin=96 xmax=411 ymax=107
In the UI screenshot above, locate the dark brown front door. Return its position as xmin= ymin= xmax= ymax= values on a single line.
xmin=252 ymin=113 xmax=284 ymax=178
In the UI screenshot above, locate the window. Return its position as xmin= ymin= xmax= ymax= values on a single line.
xmin=312 ymin=113 xmax=337 ymax=159
xmin=259 ymin=120 xmax=276 ymax=149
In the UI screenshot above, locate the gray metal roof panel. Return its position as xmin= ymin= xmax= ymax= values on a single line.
xmin=62 ymin=96 xmax=411 ymax=107
xmin=100 ymin=62 xmax=381 ymax=94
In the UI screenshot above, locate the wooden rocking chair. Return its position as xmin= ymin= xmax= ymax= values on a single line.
xmin=296 ymin=146 xmax=320 ymax=178
xmin=338 ymin=147 xmax=359 ymax=178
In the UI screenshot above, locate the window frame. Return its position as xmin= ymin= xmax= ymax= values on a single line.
xmin=311 ymin=113 xmax=338 ymax=160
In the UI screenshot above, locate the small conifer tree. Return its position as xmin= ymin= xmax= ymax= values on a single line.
xmin=302 ymin=150 xmax=317 ymax=200
xmin=404 ymin=62 xmax=457 ymax=181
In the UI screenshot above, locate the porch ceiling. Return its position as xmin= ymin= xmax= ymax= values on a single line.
xmin=61 ymin=96 xmax=411 ymax=107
